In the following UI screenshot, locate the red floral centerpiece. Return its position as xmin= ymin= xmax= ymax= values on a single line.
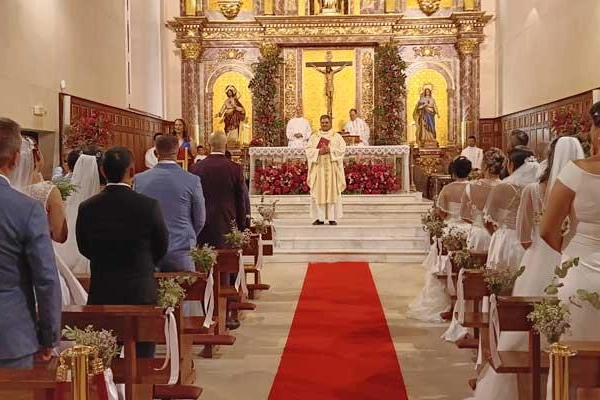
xmin=63 ymin=112 xmax=112 ymax=151
xmin=253 ymin=159 xmax=400 ymax=195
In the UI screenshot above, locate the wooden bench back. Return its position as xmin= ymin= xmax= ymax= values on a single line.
xmin=461 ymin=270 xmax=489 ymax=300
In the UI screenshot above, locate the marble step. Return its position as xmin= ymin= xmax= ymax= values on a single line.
xmin=273 ymin=223 xmax=425 ymax=238
xmin=269 ymin=210 xmax=426 ymax=221
xmin=275 ymin=236 xmax=426 ymax=251
xmin=267 ymin=249 xmax=427 ymax=263
xmin=250 ymin=193 xmax=427 ymax=204
xmin=251 ymin=203 xmax=431 ymax=214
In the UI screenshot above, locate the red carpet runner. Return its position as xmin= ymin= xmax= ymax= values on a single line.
xmin=269 ymin=262 xmax=408 ymax=400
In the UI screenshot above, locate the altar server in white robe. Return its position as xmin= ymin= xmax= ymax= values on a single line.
xmin=286 ymin=105 xmax=312 ymax=148
xmin=305 ymin=114 xmax=346 ymax=225
xmin=460 ymin=135 xmax=484 ymax=170
xmin=343 ymin=108 xmax=370 ymax=146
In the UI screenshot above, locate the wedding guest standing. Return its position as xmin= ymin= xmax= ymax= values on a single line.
xmin=0 ymin=117 xmax=61 ymax=368
xmin=135 ymin=135 xmax=206 ymax=272
xmin=76 ymin=147 xmax=168 ymax=357
xmin=190 ymin=132 xmax=246 ymax=248
xmin=286 ymin=105 xmax=312 ymax=148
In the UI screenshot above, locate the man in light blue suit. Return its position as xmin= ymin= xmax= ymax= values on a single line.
xmin=0 ymin=118 xmax=61 ymax=368
xmin=135 ymin=135 xmax=205 ymax=271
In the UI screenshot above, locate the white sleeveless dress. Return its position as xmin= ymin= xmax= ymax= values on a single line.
xmin=28 ymin=181 xmax=88 ymax=306
xmin=408 ymin=182 xmax=469 ymax=322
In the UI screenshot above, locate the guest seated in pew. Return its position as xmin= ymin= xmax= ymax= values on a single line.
xmin=0 ymin=117 xmax=61 ymax=368
xmin=76 ymin=147 xmax=169 ymax=357
xmin=499 ymin=129 xmax=533 ymax=179
xmin=135 ymin=135 xmax=206 ymax=272
xmin=407 ymin=156 xmax=472 ymax=323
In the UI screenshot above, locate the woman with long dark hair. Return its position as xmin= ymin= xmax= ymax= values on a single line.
xmin=173 ymin=118 xmax=196 ymax=160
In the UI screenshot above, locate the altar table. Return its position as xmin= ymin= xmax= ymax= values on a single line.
xmin=249 ymin=145 xmax=411 ymax=195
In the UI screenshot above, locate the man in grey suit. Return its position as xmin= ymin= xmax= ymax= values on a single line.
xmin=0 ymin=118 xmax=61 ymax=368
xmin=135 ymin=135 xmax=206 ymax=271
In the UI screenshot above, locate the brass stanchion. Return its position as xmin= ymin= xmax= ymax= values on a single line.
xmin=58 ymin=345 xmax=96 ymax=400
xmin=549 ymin=343 xmax=576 ymax=400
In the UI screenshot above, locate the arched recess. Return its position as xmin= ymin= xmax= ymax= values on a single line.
xmin=205 ymin=64 xmax=254 ymax=146
xmin=405 ymin=61 xmax=456 ymax=146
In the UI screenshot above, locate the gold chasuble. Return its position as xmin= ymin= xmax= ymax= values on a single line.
xmin=305 ymin=130 xmax=346 ymax=221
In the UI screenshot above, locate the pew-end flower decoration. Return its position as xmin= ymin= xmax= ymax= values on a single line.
xmin=62 ymin=325 xmax=120 ymax=368
xmin=190 ymin=244 xmax=218 ymax=274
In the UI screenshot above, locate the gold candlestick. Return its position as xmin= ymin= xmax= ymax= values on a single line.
xmin=549 ymin=343 xmax=576 ymax=400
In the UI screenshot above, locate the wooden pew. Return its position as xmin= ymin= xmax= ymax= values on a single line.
xmin=487 ymin=296 xmax=553 ymax=400
xmin=455 ymin=269 xmax=490 ymax=349
xmin=155 ymin=272 xmax=236 ymax=359
xmin=0 ymin=305 xmax=202 ymax=400
xmin=243 ymin=228 xmax=274 ymax=300
xmin=217 ymin=249 xmax=256 ymax=330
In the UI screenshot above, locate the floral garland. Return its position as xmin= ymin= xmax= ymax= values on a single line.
xmin=551 ymin=107 xmax=592 ymax=157
xmin=374 ymin=41 xmax=407 ymax=145
xmin=253 ymin=160 xmax=400 ymax=195
xmin=63 ymin=112 xmax=112 ymax=151
xmin=248 ymin=43 xmax=284 ymax=146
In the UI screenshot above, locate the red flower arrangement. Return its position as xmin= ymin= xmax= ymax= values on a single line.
xmin=253 ymin=160 xmax=400 ymax=195
xmin=550 ymin=107 xmax=592 ymax=157
xmin=63 ymin=112 xmax=112 ymax=151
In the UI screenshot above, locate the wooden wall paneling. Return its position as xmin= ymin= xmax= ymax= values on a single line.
xmin=59 ymin=93 xmax=171 ymax=172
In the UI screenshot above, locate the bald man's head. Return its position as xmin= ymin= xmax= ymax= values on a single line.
xmin=208 ymin=132 xmax=227 ymax=153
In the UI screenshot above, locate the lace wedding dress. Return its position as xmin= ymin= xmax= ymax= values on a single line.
xmin=408 ymin=181 xmax=469 ymax=322
xmin=28 ymin=181 xmax=88 ymax=306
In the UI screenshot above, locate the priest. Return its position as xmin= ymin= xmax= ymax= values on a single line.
xmin=343 ymin=108 xmax=370 ymax=146
xmin=305 ymin=114 xmax=347 ymax=225
xmin=286 ymin=105 xmax=312 ymax=148
xmin=460 ymin=135 xmax=483 ymax=170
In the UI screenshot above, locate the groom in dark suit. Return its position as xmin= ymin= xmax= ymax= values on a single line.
xmin=0 ymin=118 xmax=61 ymax=368
xmin=76 ymin=147 xmax=168 ymax=357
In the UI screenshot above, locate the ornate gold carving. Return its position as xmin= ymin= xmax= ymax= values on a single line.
xmin=416 ymin=154 xmax=441 ymax=175
xmin=413 ymin=45 xmax=442 ymax=58
xmin=283 ymin=51 xmax=297 ymax=122
xmin=217 ymin=48 xmax=246 ymax=62
xmin=217 ymin=0 xmax=243 ymax=19
xmin=417 ymin=0 xmax=441 ymax=16
xmin=260 ymin=42 xmax=280 ymax=58
xmin=265 ymin=24 xmax=394 ymax=37
xmin=360 ymin=51 xmax=374 ymax=127
xmin=181 ymin=42 xmax=202 ymax=60
xmin=202 ymin=27 xmax=263 ymax=41
xmin=456 ymin=38 xmax=478 ymax=55
xmin=395 ymin=24 xmax=457 ymax=36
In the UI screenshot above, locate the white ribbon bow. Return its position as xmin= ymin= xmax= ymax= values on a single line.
xmin=154 ymin=307 xmax=180 ymax=385
xmin=436 ymin=238 xmax=443 ymax=273
xmin=488 ymin=294 xmax=502 ymax=368
xmin=203 ymin=267 xmax=215 ymax=329
xmin=255 ymin=234 xmax=264 ymax=271
xmin=475 ymin=296 xmax=490 ymax=369
xmin=234 ymin=249 xmax=248 ymax=296
xmin=456 ymin=268 xmax=466 ymax=324
xmin=103 ymin=368 xmax=120 ymax=400
xmin=444 ymin=253 xmax=456 ymax=296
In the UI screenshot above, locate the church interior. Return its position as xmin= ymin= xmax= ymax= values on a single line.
xmin=1 ymin=0 xmax=600 ymax=399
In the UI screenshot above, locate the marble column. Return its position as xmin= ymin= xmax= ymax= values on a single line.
xmin=181 ymin=42 xmax=203 ymax=145
xmin=456 ymin=38 xmax=480 ymax=142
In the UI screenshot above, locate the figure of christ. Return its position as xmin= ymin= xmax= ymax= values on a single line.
xmin=216 ymin=85 xmax=246 ymax=146
xmin=306 ymin=51 xmax=352 ymax=118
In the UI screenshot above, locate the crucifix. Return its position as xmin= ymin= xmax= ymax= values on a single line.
xmin=305 ymin=51 xmax=353 ymax=117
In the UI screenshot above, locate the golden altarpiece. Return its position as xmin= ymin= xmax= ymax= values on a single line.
xmin=167 ymin=0 xmax=491 ymax=196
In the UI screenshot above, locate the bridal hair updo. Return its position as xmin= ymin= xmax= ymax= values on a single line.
xmin=507 ymin=145 xmax=535 ymax=170
xmin=448 ymin=156 xmax=472 ymax=179
xmin=482 ymin=147 xmax=505 ymax=176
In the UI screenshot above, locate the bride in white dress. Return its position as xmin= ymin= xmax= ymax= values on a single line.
xmin=442 ymin=149 xmax=504 ymax=342
xmin=541 ymin=102 xmax=600 ymax=396
xmin=54 ymin=153 xmax=101 ymax=275
xmin=469 ymin=136 xmax=584 ymax=400
xmin=408 ymin=156 xmax=472 ymax=322
xmin=11 ymin=137 xmax=87 ymax=306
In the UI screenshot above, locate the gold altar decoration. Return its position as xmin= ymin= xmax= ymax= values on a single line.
xmin=181 ymin=42 xmax=202 ymax=61
xmin=407 ymin=68 xmax=448 ymax=146
xmin=407 ymin=0 xmax=449 ymax=11
xmin=212 ymin=71 xmax=253 ymax=146
xmin=360 ymin=51 xmax=374 ymax=127
xmin=413 ymin=45 xmax=442 ymax=58
xmin=210 ymin=0 xmax=252 ymax=13
xmin=216 ymin=48 xmax=246 ymax=62
xmin=416 ymin=0 xmax=442 ymax=16
xmin=302 ymin=49 xmax=356 ymax=132
xmin=217 ymin=0 xmax=244 ymax=19
xmin=549 ymin=343 xmax=576 ymax=400
xmin=283 ymin=50 xmax=298 ymax=122
xmin=184 ymin=0 xmax=202 ymax=15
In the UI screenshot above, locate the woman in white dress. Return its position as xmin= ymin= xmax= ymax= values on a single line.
xmin=408 ymin=157 xmax=472 ymax=322
xmin=54 ymin=153 xmax=101 ymax=275
xmin=484 ymin=146 xmax=539 ymax=270
xmin=442 ymin=149 xmax=504 ymax=342
xmin=11 ymin=137 xmax=87 ymax=306
xmin=469 ymin=137 xmax=584 ymax=400
xmin=540 ymin=103 xmax=600 ymax=395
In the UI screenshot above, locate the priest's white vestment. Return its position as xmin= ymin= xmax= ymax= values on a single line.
xmin=305 ymin=130 xmax=347 ymax=221
xmin=460 ymin=146 xmax=484 ymax=170
xmin=286 ymin=117 xmax=312 ymax=148
xmin=343 ymin=117 xmax=370 ymax=146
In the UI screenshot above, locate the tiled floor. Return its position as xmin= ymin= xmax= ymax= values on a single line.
xmin=194 ymin=262 xmax=474 ymax=400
